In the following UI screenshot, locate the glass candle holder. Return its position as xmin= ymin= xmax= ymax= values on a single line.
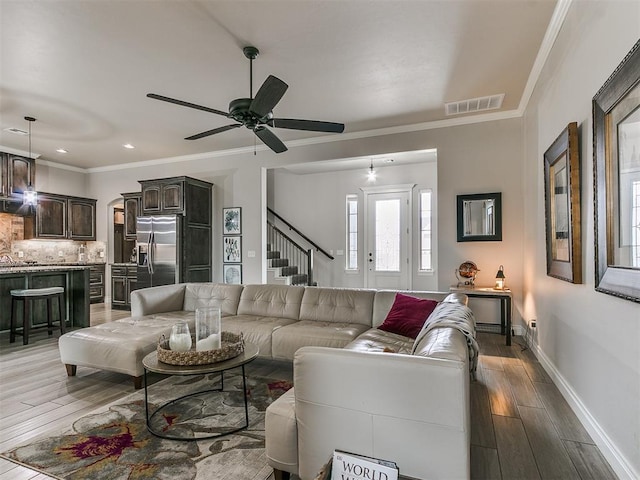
xmin=195 ymin=306 xmax=222 ymax=351
xmin=169 ymin=322 xmax=192 ymax=352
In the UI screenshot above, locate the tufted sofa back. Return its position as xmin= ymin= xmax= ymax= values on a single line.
xmin=183 ymin=283 xmax=244 ymax=316
xmin=299 ymin=287 xmax=375 ymax=326
xmin=237 ymin=284 xmax=305 ymax=320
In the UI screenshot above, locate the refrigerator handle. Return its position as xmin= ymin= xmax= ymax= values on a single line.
xmin=148 ymin=231 xmax=154 ymax=275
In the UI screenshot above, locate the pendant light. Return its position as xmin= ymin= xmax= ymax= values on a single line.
xmin=23 ymin=116 xmax=37 ymax=208
xmin=367 ymin=159 xmax=376 ymax=182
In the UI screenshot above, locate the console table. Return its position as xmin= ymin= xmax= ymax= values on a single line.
xmin=449 ymin=286 xmax=512 ymax=346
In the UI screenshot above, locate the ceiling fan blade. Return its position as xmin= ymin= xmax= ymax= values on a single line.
xmin=254 ymin=126 xmax=287 ymax=153
xmin=249 ymin=75 xmax=288 ymax=118
xmin=269 ymin=118 xmax=345 ymax=133
xmin=147 ymin=93 xmax=229 ymax=117
xmin=185 ymin=123 xmax=241 ymax=140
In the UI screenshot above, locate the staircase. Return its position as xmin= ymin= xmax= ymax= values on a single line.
xmin=266 ymin=208 xmax=334 ymax=287
xmin=266 ymin=243 xmax=312 ymax=285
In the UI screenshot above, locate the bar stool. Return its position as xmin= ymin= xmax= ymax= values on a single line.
xmin=10 ymin=287 xmax=66 ymax=345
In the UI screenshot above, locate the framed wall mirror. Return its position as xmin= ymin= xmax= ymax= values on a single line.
xmin=456 ymin=192 xmax=502 ymax=242
xmin=544 ymin=122 xmax=582 ymax=283
xmin=593 ymin=39 xmax=640 ymax=303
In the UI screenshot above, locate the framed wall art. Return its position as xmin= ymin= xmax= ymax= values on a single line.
xmin=593 ymin=39 xmax=640 ymax=303
xmin=223 ymin=264 xmax=242 ymax=284
xmin=223 ymin=207 xmax=242 ymax=235
xmin=223 ymin=235 xmax=242 ymax=263
xmin=544 ymin=122 xmax=581 ymax=283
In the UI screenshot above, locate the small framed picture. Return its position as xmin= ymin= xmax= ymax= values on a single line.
xmin=223 ymin=264 xmax=242 ymax=284
xmin=223 ymin=235 xmax=242 ymax=263
xmin=223 ymin=207 xmax=242 ymax=235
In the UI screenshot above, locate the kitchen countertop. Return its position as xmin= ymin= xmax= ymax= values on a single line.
xmin=0 ymin=265 xmax=93 ymax=274
xmin=111 ymin=263 xmax=137 ymax=266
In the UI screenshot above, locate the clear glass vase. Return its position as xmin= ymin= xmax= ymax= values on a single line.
xmin=195 ymin=306 xmax=222 ymax=351
xmin=169 ymin=322 xmax=192 ymax=352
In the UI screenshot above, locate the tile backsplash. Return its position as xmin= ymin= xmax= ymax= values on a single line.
xmin=0 ymin=213 xmax=106 ymax=263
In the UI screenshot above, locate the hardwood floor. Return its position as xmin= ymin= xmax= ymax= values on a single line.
xmin=0 ymin=304 xmax=617 ymax=479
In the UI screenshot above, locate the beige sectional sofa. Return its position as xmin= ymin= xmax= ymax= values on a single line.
xmin=58 ymin=282 xmax=476 ymax=479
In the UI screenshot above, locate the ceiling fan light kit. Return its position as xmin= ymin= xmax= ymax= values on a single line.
xmin=147 ymin=46 xmax=345 ymax=154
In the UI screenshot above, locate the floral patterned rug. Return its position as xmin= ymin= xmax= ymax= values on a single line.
xmin=1 ymin=372 xmax=293 ymax=480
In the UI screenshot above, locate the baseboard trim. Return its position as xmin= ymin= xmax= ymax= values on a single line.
xmin=531 ymin=342 xmax=637 ymax=480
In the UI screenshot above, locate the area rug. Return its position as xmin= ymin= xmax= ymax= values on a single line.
xmin=1 ymin=372 xmax=293 ymax=480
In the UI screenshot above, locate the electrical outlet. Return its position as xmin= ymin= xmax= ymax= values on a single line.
xmin=18 ymin=251 xmax=24 ymax=258
xmin=530 ymin=319 xmax=537 ymax=328
xmin=99 ymin=251 xmax=105 ymax=258
xmin=58 ymin=251 xmax=64 ymax=257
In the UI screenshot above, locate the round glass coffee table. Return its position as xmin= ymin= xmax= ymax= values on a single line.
xmin=142 ymin=342 xmax=259 ymax=440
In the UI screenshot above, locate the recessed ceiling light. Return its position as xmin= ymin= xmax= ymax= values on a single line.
xmin=123 ymin=143 xmax=135 ymax=149
xmin=56 ymin=148 xmax=68 ymax=154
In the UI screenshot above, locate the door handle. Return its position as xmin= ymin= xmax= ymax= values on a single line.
xmin=148 ymin=232 xmax=154 ymax=274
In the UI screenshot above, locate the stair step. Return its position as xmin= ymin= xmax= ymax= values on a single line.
xmin=266 ymin=251 xmax=280 ymax=259
xmin=280 ymin=266 xmax=299 ymax=276
xmin=290 ymin=274 xmax=308 ymax=285
xmin=271 ymin=258 xmax=289 ymax=268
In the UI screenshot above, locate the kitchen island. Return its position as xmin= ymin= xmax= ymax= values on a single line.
xmin=0 ymin=265 xmax=90 ymax=333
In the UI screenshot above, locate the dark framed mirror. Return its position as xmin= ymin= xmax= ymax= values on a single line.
xmin=593 ymin=39 xmax=640 ymax=303
xmin=456 ymin=192 xmax=502 ymax=242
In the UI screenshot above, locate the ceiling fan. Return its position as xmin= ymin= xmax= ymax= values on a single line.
xmin=147 ymin=46 xmax=345 ymax=154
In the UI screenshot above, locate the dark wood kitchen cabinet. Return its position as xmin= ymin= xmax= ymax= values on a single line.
xmin=111 ymin=264 xmax=137 ymax=309
xmin=0 ymin=153 xmax=35 ymax=200
xmin=24 ymin=192 xmax=96 ymax=240
xmin=140 ymin=176 xmax=209 ymax=216
xmin=89 ymin=264 xmax=105 ymax=303
xmin=121 ymin=192 xmax=141 ymax=240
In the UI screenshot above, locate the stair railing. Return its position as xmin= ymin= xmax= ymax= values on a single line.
xmin=267 ymin=207 xmax=334 ymax=260
xmin=267 ymin=222 xmax=315 ymax=285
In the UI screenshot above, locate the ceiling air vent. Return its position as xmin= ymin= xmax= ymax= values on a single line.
xmin=445 ymin=93 xmax=504 ymax=116
xmin=3 ymin=127 xmax=29 ymax=135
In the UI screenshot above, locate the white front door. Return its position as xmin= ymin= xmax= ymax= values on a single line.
xmin=364 ymin=187 xmax=412 ymax=289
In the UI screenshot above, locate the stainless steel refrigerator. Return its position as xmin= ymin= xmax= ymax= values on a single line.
xmin=136 ymin=215 xmax=182 ymax=289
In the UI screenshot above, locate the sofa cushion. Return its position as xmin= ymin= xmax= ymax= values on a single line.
xmin=271 ymin=321 xmax=370 ymax=360
xmin=237 ymin=284 xmax=305 ymax=320
xmin=59 ymin=315 xmax=181 ymax=377
xmin=183 ymin=283 xmax=243 ymax=316
xmin=221 ymin=315 xmax=297 ymax=358
xmin=299 ymin=287 xmax=375 ymax=326
xmin=130 ymin=283 xmax=186 ymax=317
xmin=377 ymin=293 xmax=438 ymax=339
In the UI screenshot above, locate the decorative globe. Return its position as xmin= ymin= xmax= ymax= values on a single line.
xmin=458 ymin=261 xmax=479 ymax=278
xmin=456 ymin=261 xmax=480 ymax=286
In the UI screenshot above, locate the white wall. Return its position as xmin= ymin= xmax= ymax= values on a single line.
xmin=523 ymin=2 xmax=640 ymax=478
xmin=35 ymin=162 xmax=87 ymax=198
xmin=269 ymin=159 xmax=438 ymax=289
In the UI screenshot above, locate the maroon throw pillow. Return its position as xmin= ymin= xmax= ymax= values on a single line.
xmin=378 ymin=293 xmax=438 ymax=339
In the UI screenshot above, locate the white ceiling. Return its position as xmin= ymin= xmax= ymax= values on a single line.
xmin=0 ymin=0 xmax=559 ymax=171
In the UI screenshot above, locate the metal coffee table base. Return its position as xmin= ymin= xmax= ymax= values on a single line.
xmin=143 ymin=365 xmax=250 ymax=441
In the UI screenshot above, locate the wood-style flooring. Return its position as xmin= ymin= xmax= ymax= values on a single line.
xmin=0 ymin=304 xmax=617 ymax=479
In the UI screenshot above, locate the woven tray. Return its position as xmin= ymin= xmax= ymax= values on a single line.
xmin=157 ymin=331 xmax=245 ymax=366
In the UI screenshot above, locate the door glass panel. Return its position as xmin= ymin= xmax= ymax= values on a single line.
xmin=375 ymin=199 xmax=400 ymax=271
